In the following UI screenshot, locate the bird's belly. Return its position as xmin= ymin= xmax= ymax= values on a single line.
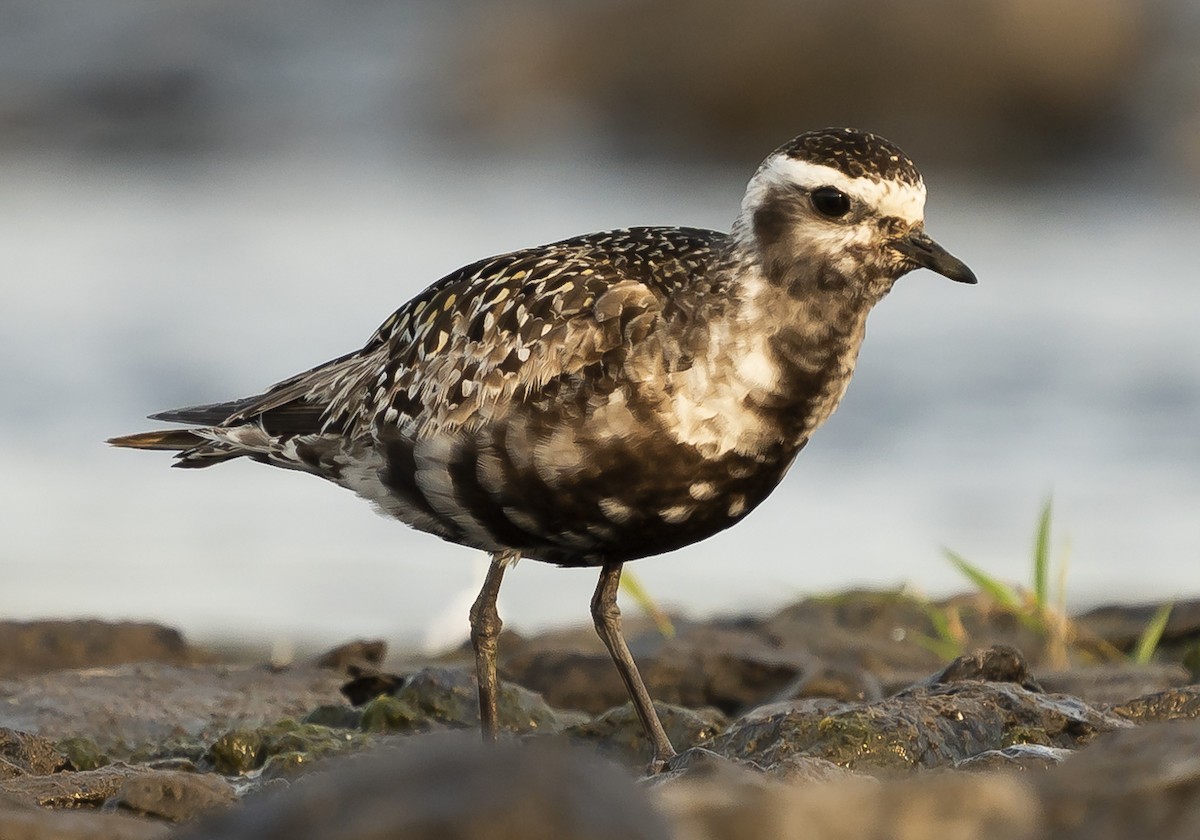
xmin=363 ymin=409 xmax=800 ymax=567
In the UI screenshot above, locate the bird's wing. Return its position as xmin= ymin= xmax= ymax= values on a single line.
xmin=115 ymin=227 xmax=725 ymax=468
xmin=303 ymin=226 xmax=726 ymax=438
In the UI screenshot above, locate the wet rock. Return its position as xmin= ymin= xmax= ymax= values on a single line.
xmin=0 ymin=758 xmax=21 ymax=781
xmin=313 ymin=639 xmax=386 ymax=673
xmin=730 ymin=696 xmax=849 ymax=729
xmin=566 ymin=701 xmax=726 ymax=768
xmin=0 ymin=663 xmax=348 ymax=760
xmin=645 ymin=747 xmax=772 ymax=790
xmin=300 ymin=704 xmax=362 ymax=730
xmin=758 ymin=592 xmax=1170 ymax=690
xmin=655 ymin=762 xmax=1039 ymax=840
xmin=142 ymin=757 xmax=202 ymax=773
xmin=660 ymin=746 xmax=756 ymax=776
xmin=0 ymin=729 xmax=68 ymax=778
xmin=0 ymin=620 xmax=204 ymax=679
xmin=761 ymin=592 xmax=948 ymax=688
xmin=205 ymin=730 xmax=261 ymax=776
xmin=0 ymin=763 xmax=153 ymax=808
xmin=260 ymin=751 xmax=314 ymax=781
xmin=55 ymin=736 xmax=109 ymax=771
xmin=358 ymin=695 xmax=425 ymax=734
xmin=128 ymin=736 xmax=209 ymax=766
xmin=502 ymin=621 xmax=806 ymax=715
xmin=765 ymin=754 xmax=865 ymax=784
xmin=1074 ymin=599 xmax=1200 ymax=652
xmin=712 ymin=681 xmax=1129 ymax=774
xmin=954 ymin=743 xmax=1073 ymax=772
xmin=923 ymin=645 xmax=1043 ymax=691
xmin=769 ymin=662 xmax=883 ymax=704
xmin=359 ymin=666 xmax=582 ymax=735
xmin=0 ymin=791 xmax=169 ymax=840
xmin=655 ymin=746 xmax=860 ymax=789
xmin=112 ymin=770 xmax=236 ymax=822
xmin=1038 ymin=664 xmax=1193 ymax=706
xmin=501 ymin=592 xmax=1177 ymax=719
xmin=176 ymin=735 xmax=672 ymax=840
xmin=340 ymin=672 xmax=403 ymax=705
xmin=1039 ymin=719 xmax=1200 ymax=839
xmin=1109 ymin=685 xmax=1200 ymax=722
xmin=498 ymin=650 xmax=628 ymax=714
xmin=208 ymin=720 xmax=372 ymax=776
xmin=657 ymin=718 xmax=1200 ymax=840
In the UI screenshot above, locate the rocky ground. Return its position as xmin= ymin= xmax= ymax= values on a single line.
xmin=1 ymin=591 xmax=1198 ymax=839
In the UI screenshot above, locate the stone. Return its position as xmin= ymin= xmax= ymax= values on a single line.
xmin=1074 ymin=599 xmax=1200 ymax=651
xmin=0 ymin=663 xmax=348 ymax=761
xmin=765 ymin=754 xmax=865 ymax=784
xmin=922 ymin=645 xmax=1043 ymax=691
xmin=175 ymin=735 xmax=671 ymax=840
xmin=655 ymin=762 xmax=1039 ymax=840
xmin=1108 ymin=685 xmax=1200 ymax=722
xmin=771 ymin=663 xmax=884 ymax=704
xmin=501 ymin=619 xmax=806 ymax=715
xmin=954 ymin=743 xmax=1073 ymax=772
xmin=712 ymin=681 xmax=1130 ymax=773
xmin=301 ymin=704 xmax=363 ymax=730
xmin=0 ymin=792 xmax=169 ymax=840
xmin=0 ymin=729 xmax=68 ymax=778
xmin=1038 ymin=718 xmax=1200 ymax=839
xmin=313 ymin=639 xmax=387 ymax=673
xmin=208 ymin=720 xmax=371 ymax=776
xmin=1038 ymin=664 xmax=1192 ymax=706
xmin=566 ymin=701 xmax=726 ymax=769
xmin=357 ymin=666 xmax=582 ymax=735
xmin=54 ymin=737 xmax=109 ymax=771
xmin=0 ymin=621 xmax=203 ymax=679
xmin=113 ymin=770 xmax=237 ymax=822
xmin=0 ymin=764 xmax=153 ymax=808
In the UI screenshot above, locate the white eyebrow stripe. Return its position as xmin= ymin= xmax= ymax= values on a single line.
xmin=752 ymin=156 xmax=927 ymax=225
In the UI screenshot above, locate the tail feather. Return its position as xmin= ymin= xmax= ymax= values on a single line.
xmin=110 ymin=348 xmax=367 ymax=468
xmin=107 ymin=428 xmax=246 ymax=468
xmin=148 ymin=396 xmax=262 ymax=425
xmin=148 ymin=392 xmax=329 ymax=436
xmin=107 ymin=429 xmax=207 ymax=451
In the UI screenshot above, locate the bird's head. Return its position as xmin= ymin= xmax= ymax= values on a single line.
xmin=734 ymin=127 xmax=976 ymax=301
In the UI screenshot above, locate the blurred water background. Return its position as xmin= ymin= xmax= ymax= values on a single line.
xmin=2 ymin=1 xmax=1198 ymax=652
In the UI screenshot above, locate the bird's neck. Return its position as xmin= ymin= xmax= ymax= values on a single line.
xmin=661 ymin=248 xmax=879 ymax=460
xmin=736 ymin=264 xmax=874 ymax=434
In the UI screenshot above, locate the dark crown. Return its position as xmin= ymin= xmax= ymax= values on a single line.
xmin=773 ymin=128 xmax=923 ymax=185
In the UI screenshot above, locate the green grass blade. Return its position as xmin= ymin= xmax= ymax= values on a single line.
xmin=924 ymin=603 xmax=955 ymax=645
xmin=916 ymin=602 xmax=964 ymax=660
xmin=1132 ymin=602 xmax=1173 ymax=665
xmin=944 ymin=549 xmax=1023 ymax=612
xmin=1032 ymin=497 xmax=1053 ymax=611
xmin=944 ymin=547 xmax=1044 ymax=633
xmin=619 ymin=570 xmax=676 ymax=639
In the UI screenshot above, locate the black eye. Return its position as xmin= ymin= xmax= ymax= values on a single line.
xmin=810 ymin=187 xmax=851 ymax=218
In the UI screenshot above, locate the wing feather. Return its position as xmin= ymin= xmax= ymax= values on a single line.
xmin=116 ymin=226 xmax=728 ymax=470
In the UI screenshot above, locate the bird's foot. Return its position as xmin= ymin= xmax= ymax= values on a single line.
xmin=644 ymin=749 xmax=679 ymax=776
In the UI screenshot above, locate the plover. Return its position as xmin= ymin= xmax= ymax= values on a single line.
xmin=110 ymin=128 xmax=975 ymax=772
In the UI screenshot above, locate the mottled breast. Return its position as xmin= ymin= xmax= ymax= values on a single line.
xmin=323 ymin=226 xmax=793 ymax=564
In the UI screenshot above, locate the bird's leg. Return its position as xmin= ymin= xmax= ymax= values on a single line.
xmin=591 ymin=562 xmax=678 ymax=773
xmin=469 ymin=555 xmax=508 ymax=742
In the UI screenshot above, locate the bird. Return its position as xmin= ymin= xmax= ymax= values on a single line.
xmin=109 ymin=127 xmax=975 ymax=773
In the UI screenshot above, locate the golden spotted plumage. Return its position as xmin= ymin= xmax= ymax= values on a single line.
xmin=110 ymin=128 xmax=975 ymax=771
